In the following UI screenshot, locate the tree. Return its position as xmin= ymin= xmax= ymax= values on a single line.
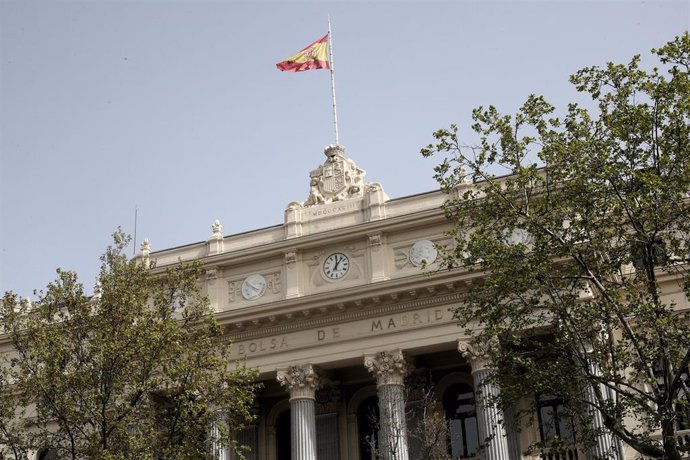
xmin=421 ymin=33 xmax=690 ymax=459
xmin=0 ymin=231 xmax=258 ymax=460
xmin=406 ymin=385 xmax=451 ymax=460
xmin=363 ymin=381 xmax=451 ymax=460
xmin=0 ymin=361 xmax=28 ymax=460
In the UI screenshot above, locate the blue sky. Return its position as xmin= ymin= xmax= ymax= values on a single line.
xmin=1 ymin=0 xmax=688 ymax=298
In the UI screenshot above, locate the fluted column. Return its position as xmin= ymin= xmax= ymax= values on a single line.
xmin=210 ymin=412 xmax=229 ymax=460
xmin=277 ymin=364 xmax=321 ymax=460
xmin=458 ymin=341 xmax=510 ymax=460
xmin=503 ymin=404 xmax=522 ymax=459
xmin=364 ymin=350 xmax=410 ymax=460
xmin=585 ymin=362 xmax=620 ymax=460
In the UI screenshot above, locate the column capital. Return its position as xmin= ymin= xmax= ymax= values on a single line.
xmin=277 ymin=364 xmax=321 ymax=399
xmin=458 ymin=339 xmax=494 ymax=373
xmin=364 ymin=349 xmax=408 ymax=386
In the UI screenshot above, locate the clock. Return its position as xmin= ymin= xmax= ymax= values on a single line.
xmin=241 ymin=274 xmax=267 ymax=300
xmin=323 ymin=252 xmax=350 ymax=280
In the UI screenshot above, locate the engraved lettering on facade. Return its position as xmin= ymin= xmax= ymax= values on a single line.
xmin=309 ymin=201 xmax=361 ymax=218
xmin=370 ymin=309 xmax=445 ymax=333
xmin=317 ymin=327 xmax=341 ymax=341
xmin=236 ymin=336 xmax=288 ymax=356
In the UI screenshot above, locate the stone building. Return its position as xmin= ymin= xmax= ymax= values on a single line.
xmin=140 ymin=144 xmax=621 ymax=460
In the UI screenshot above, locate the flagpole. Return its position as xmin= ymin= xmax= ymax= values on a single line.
xmin=328 ymin=17 xmax=340 ymax=146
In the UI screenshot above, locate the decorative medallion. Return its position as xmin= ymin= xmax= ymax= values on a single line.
xmin=504 ymin=228 xmax=533 ymax=246
xmin=241 ymin=274 xmax=267 ymax=300
xmin=409 ymin=240 xmax=437 ymax=267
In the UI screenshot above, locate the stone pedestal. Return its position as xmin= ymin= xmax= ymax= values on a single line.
xmin=458 ymin=341 xmax=511 ymax=460
xmin=364 ymin=350 xmax=410 ymax=460
xmin=277 ymin=364 xmax=321 ymax=460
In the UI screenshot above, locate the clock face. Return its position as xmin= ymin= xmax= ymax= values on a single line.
xmin=323 ymin=252 xmax=350 ymax=280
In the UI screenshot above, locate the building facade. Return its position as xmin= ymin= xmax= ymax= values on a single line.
xmin=141 ymin=145 xmax=639 ymax=460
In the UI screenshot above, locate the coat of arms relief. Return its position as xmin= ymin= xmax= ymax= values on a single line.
xmin=298 ymin=145 xmax=369 ymax=207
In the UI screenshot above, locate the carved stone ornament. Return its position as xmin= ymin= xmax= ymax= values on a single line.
xmin=364 ymin=350 xmax=408 ymax=386
xmin=299 ymin=145 xmax=367 ymax=207
xmin=140 ymin=238 xmax=151 ymax=268
xmin=409 ymin=240 xmax=438 ymax=267
xmin=368 ymin=233 xmax=382 ymax=248
xmin=211 ymin=219 xmax=223 ymax=238
xmin=140 ymin=238 xmax=151 ymax=256
xmin=457 ymin=340 xmax=494 ymax=373
xmin=241 ymin=274 xmax=267 ymax=300
xmin=277 ymin=364 xmax=321 ymax=399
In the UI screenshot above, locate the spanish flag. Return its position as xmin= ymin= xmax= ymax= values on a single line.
xmin=276 ymin=34 xmax=330 ymax=72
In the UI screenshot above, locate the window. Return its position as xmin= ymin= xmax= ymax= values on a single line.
xmin=443 ymin=383 xmax=479 ymax=459
xmin=229 ymin=425 xmax=257 ymax=460
xmin=653 ymin=360 xmax=690 ymax=431
xmin=537 ymin=394 xmax=575 ymax=444
xmin=316 ymin=413 xmax=339 ymax=460
xmin=357 ymin=395 xmax=379 ymax=460
xmin=275 ymin=410 xmax=291 ymax=460
xmin=675 ymin=367 xmax=690 ymax=431
xmin=37 ymin=449 xmax=57 ymax=460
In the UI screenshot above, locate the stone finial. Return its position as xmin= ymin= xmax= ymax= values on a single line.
xmin=140 ymin=238 xmax=151 ymax=256
xmin=140 ymin=238 xmax=151 ymax=268
xmin=277 ymin=364 xmax=321 ymax=399
xmin=207 ymin=220 xmax=224 ymax=255
xmin=364 ymin=350 xmax=408 ymax=386
xmin=211 ymin=219 xmax=223 ymax=237
xmin=94 ymin=280 xmax=102 ymax=300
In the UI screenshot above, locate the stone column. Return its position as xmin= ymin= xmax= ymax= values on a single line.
xmin=277 ymin=364 xmax=321 ymax=460
xmin=210 ymin=412 xmax=229 ymax=460
xmin=503 ymin=404 xmax=522 ymax=460
xmin=364 ymin=350 xmax=410 ymax=460
xmin=458 ymin=341 xmax=510 ymax=460
xmin=585 ymin=362 xmax=621 ymax=460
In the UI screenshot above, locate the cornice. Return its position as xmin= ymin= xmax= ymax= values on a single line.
xmin=217 ymin=268 xmax=480 ymax=340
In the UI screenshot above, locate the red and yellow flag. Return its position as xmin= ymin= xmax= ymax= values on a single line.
xmin=276 ymin=34 xmax=330 ymax=72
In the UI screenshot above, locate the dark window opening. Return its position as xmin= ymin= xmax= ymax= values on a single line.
xmin=537 ymin=394 xmax=576 ymax=445
xmin=357 ymin=395 xmax=380 ymax=460
xmin=443 ymin=383 xmax=479 ymax=459
xmin=37 ymin=448 xmax=58 ymax=460
xmin=276 ymin=409 xmax=291 ymax=460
